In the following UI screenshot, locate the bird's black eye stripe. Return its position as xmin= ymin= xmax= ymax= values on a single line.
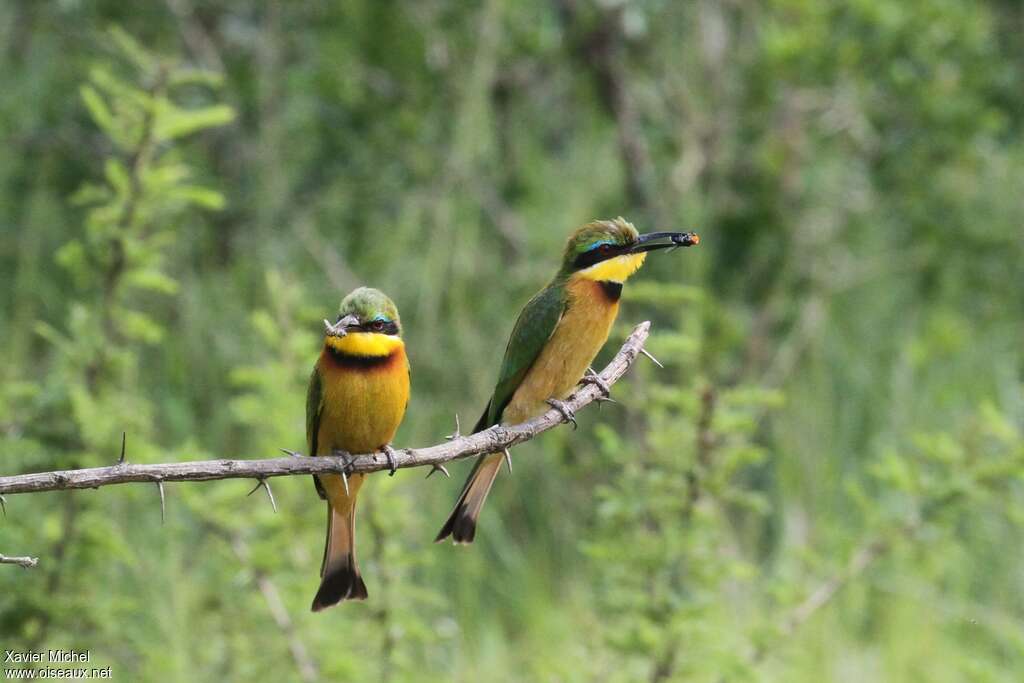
xmin=370 ymin=320 xmax=399 ymax=335
xmin=335 ymin=316 xmax=399 ymax=335
xmin=573 ymin=242 xmax=626 ymax=270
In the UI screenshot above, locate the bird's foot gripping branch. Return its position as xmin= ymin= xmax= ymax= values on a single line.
xmin=0 ymin=322 xmax=655 ymax=538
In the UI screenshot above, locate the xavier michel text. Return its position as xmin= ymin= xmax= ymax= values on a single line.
xmin=4 ymin=650 xmax=92 ymax=665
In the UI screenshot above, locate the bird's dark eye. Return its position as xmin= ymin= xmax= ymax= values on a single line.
xmin=371 ymin=320 xmax=385 ymax=331
xmin=598 ymin=243 xmax=613 ymax=255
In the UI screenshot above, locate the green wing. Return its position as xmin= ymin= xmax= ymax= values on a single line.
xmin=475 ymin=282 xmax=567 ymax=431
xmin=306 ymin=367 xmax=328 ymax=499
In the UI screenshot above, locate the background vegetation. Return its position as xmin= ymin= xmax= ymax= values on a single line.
xmin=1 ymin=1 xmax=1022 ymax=681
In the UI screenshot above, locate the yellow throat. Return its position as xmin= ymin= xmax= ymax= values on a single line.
xmin=575 ymin=252 xmax=647 ymax=283
xmin=325 ymin=332 xmax=404 ymax=357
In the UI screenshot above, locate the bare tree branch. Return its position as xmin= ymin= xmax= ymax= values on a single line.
xmin=230 ymin=535 xmax=319 ymax=681
xmin=781 ymin=537 xmax=889 ymax=636
xmin=0 ymin=323 xmax=653 ymax=496
xmin=0 ymin=554 xmax=39 ymax=569
xmin=738 ymin=523 xmax=925 ymax=679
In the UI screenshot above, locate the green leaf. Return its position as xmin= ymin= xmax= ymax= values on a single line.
xmin=104 ymin=159 xmax=131 ymax=197
xmin=69 ymin=183 xmax=113 ymax=206
xmin=123 ymin=269 xmax=179 ymax=295
xmin=171 ymin=185 xmax=226 ymax=210
xmin=154 ymin=104 xmax=234 ymax=141
xmin=169 ymin=68 xmax=224 ymax=89
xmin=116 ymin=309 xmax=165 ymax=344
xmin=80 ymin=85 xmax=117 ymax=135
xmin=55 ymin=240 xmax=88 ymax=276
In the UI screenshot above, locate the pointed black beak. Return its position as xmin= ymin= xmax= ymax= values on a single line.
xmin=629 ymin=231 xmax=700 ymax=254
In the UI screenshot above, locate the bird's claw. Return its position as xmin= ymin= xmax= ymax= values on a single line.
xmin=581 ymin=367 xmax=612 ymax=398
xmin=381 ymin=444 xmax=399 ymax=477
xmin=330 ymin=449 xmax=355 ymax=496
xmin=545 ymin=398 xmax=577 ymax=430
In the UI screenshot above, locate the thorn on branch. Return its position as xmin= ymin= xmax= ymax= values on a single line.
xmin=331 ymin=450 xmax=353 ymax=496
xmin=503 ymin=448 xmax=513 ymax=474
xmin=639 ymin=347 xmax=664 ymax=369
xmin=280 ymin=448 xmax=301 ymax=457
xmin=445 ymin=414 xmax=461 ymax=441
xmin=248 ymin=478 xmax=277 ymax=513
xmin=118 ymin=431 xmax=127 ymax=465
xmin=425 ymin=463 xmax=450 ymax=479
xmin=0 ymin=495 xmax=6 ymax=517
xmin=156 ymin=481 xmax=166 ymax=525
xmin=431 ymin=415 xmax=462 ymax=476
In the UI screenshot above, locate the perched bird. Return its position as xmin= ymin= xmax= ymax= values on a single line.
xmin=307 ymin=287 xmax=410 ymax=610
xmin=435 ymin=218 xmax=699 ymax=544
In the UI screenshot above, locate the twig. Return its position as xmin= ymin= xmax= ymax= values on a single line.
xmin=164 ymin=0 xmax=226 ymax=73
xmin=427 ymin=415 xmax=462 ymax=478
xmin=685 ymin=385 xmax=717 ymax=511
xmin=364 ymin=497 xmax=396 ymax=683
xmin=653 ymin=385 xmax=718 ymax=683
xmin=781 ymin=537 xmax=889 ymax=636
xmin=0 ymin=554 xmax=39 ymax=569
xmin=0 ymin=323 xmax=653 ymax=495
xmin=740 ymin=524 xmax=919 ymax=678
xmin=230 ymin=535 xmax=319 ymax=681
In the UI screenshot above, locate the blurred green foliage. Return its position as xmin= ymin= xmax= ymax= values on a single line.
xmin=1 ymin=1 xmax=1022 ymax=681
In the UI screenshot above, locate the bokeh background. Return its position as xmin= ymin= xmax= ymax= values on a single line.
xmin=2 ymin=1 xmax=1023 ymax=681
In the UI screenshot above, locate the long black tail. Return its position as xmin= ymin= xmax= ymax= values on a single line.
xmin=311 ymin=555 xmax=368 ymax=610
xmin=311 ymin=500 xmax=367 ymax=611
xmin=434 ymin=452 xmax=504 ymax=544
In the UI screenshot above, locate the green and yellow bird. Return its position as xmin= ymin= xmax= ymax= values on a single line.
xmin=436 ymin=218 xmax=698 ymax=544
xmin=307 ymin=287 xmax=410 ymax=611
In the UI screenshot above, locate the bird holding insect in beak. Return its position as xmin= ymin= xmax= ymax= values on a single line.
xmin=307 ymin=287 xmax=410 ymax=610
xmin=435 ymin=218 xmax=699 ymax=544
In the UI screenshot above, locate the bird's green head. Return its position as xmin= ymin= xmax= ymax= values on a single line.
xmin=323 ymin=288 xmax=403 ymax=356
xmin=560 ymin=217 xmax=699 ymax=283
